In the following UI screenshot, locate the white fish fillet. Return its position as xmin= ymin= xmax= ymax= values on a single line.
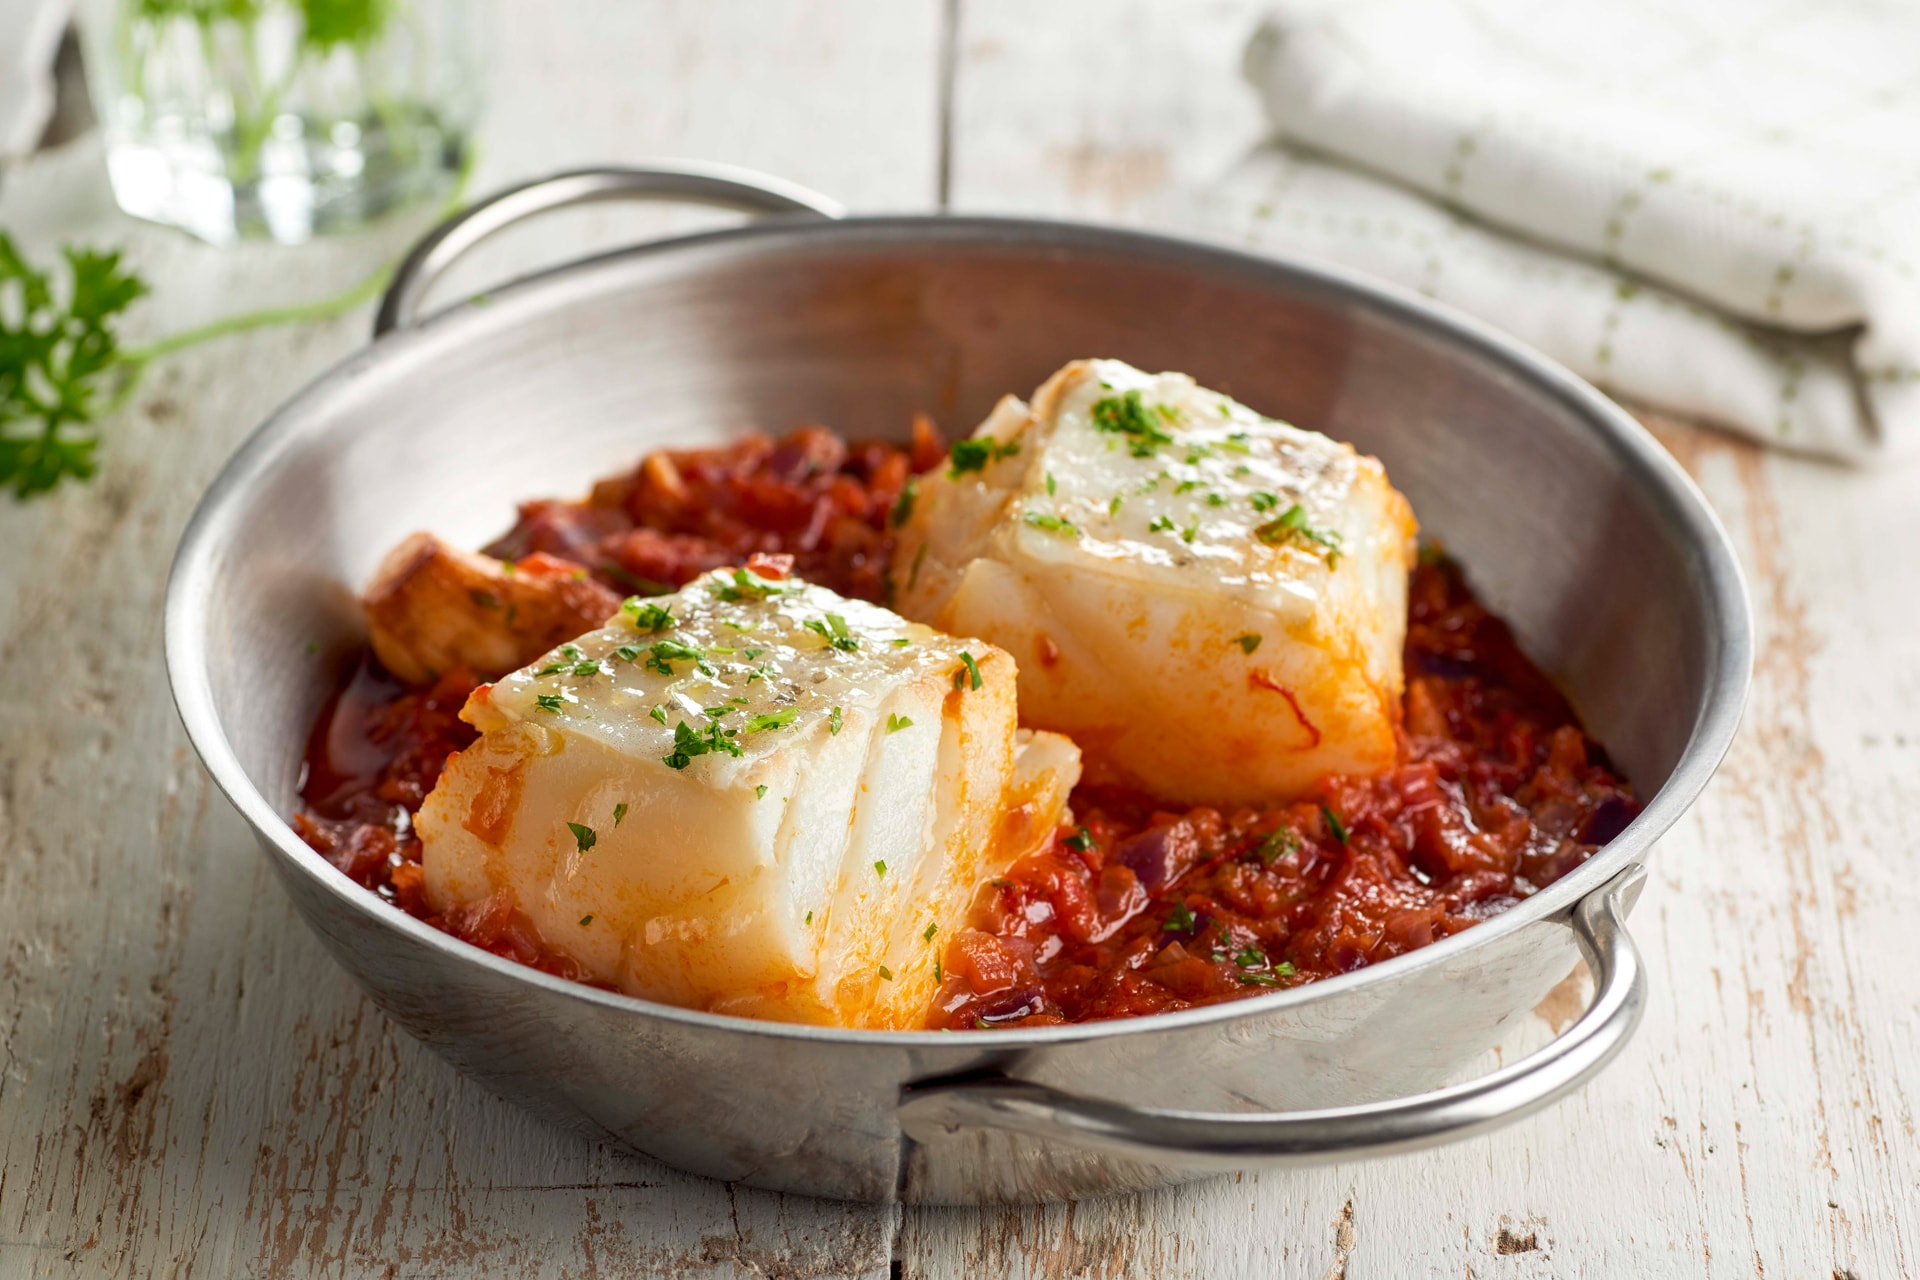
xmin=890 ymin=358 xmax=1417 ymax=805
xmin=416 ymin=568 xmax=1079 ymax=1028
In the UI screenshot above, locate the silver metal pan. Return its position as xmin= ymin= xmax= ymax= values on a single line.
xmin=164 ymin=163 xmax=1751 ymax=1203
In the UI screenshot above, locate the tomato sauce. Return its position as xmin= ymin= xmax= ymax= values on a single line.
xmin=295 ymin=425 xmax=1636 ymax=1026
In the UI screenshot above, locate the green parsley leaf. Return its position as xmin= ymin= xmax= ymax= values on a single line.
xmin=1255 ymin=503 xmax=1345 ymax=565
xmin=707 ymin=566 xmax=797 ymax=603
xmin=662 ymin=718 xmax=743 ymax=769
xmin=874 ymin=859 xmax=888 ymax=876
xmin=805 ymin=910 xmax=814 ymax=924
xmin=613 ymin=802 xmax=628 ymax=827
xmin=955 ymin=651 xmax=983 ymax=692
xmin=1253 ymin=827 xmax=1298 ymax=864
xmin=645 ymin=638 xmax=712 ymax=677
xmin=1233 ymin=944 xmax=1268 ymax=969
xmin=1180 ymin=515 xmax=1200 ymax=544
xmin=1063 ymin=825 xmax=1095 ymax=853
xmin=878 ymin=965 xmax=893 ymax=980
xmin=1090 ymin=389 xmax=1176 ymax=458
xmin=1249 ymin=491 xmax=1279 ymax=513
xmin=829 ymin=705 xmax=844 ymax=735
xmin=804 ymin=614 xmax=860 ymax=652
xmin=1321 ymin=804 xmax=1350 ymax=845
xmin=948 ymin=436 xmax=1020 ymax=476
xmin=1022 ymin=511 xmax=1078 ymax=536
xmin=648 ymin=705 xmax=668 ymax=725
xmin=622 ymin=599 xmax=675 ymax=632
xmin=923 ymin=923 xmax=938 ymax=942
xmin=891 ymin=476 xmax=919 ymax=527
xmin=0 ymin=234 xmax=149 ymax=499
xmin=534 ymin=693 xmax=568 ymax=714
xmin=566 ymin=822 xmax=596 ymax=853
xmin=1163 ymin=900 xmax=1196 ymax=933
xmin=1046 ymin=471 xmax=1057 ymax=495
xmin=885 ymin=713 xmax=913 ymax=734
xmin=934 ymin=959 xmax=943 ymax=983
xmin=1237 ymin=972 xmax=1282 ymax=987
xmin=1148 ymin=514 xmax=1175 ymax=533
xmin=743 ymin=707 xmax=798 ymax=733
xmin=1109 ymin=494 xmax=1124 ymax=516
xmin=1235 ymin=633 xmax=1262 ymax=654
xmin=756 ymin=784 xmax=768 ymax=800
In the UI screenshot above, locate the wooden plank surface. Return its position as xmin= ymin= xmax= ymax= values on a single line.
xmin=2 ymin=1 xmax=1916 ymax=1276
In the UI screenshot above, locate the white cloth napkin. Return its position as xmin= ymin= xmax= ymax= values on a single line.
xmin=0 ymin=0 xmax=73 ymax=163
xmin=1199 ymin=0 xmax=1920 ymax=463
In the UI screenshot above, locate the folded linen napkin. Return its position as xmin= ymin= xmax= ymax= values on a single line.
xmin=1200 ymin=0 xmax=1920 ymax=463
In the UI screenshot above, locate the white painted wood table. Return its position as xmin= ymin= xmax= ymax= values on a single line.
xmin=2 ymin=2 xmax=1916 ymax=1275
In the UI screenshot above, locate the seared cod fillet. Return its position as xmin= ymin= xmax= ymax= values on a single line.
xmin=416 ymin=565 xmax=1079 ymax=1028
xmin=890 ymin=359 xmax=1416 ymax=806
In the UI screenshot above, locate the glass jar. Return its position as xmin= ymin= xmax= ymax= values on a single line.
xmin=80 ymin=0 xmax=485 ymax=244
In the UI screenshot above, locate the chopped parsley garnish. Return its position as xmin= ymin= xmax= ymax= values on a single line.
xmin=1148 ymin=514 xmax=1176 ymax=533
xmin=1235 ymin=633 xmax=1262 ymax=654
xmin=878 ymin=965 xmax=893 ymax=981
xmin=1255 ymin=503 xmax=1344 ymax=565
xmin=1090 ymin=389 xmax=1176 ymax=457
xmin=1163 ymin=901 xmax=1196 ymax=933
xmin=804 ymin=613 xmax=860 ymax=652
xmin=566 ymin=822 xmax=597 ymax=853
xmin=648 ymin=705 xmax=668 ymax=725
xmin=1182 ymin=447 xmax=1211 ymax=466
xmin=1220 ymin=432 xmax=1252 ymax=454
xmin=578 ymin=914 xmax=594 ymax=926
xmin=1233 ymin=944 xmax=1268 ymax=969
xmin=805 ymin=911 xmax=813 ymax=924
xmin=1218 ymin=400 xmax=1233 ymax=417
xmin=1253 ymin=827 xmax=1298 ymax=864
xmin=708 ymin=567 xmax=797 ymax=603
xmin=622 ymin=599 xmax=675 ymax=632
xmin=613 ymin=643 xmax=644 ymax=663
xmin=745 ymin=665 xmax=774 ymax=683
xmin=885 ymin=713 xmax=913 ymax=734
xmin=1023 ymin=511 xmax=1078 ymax=535
xmin=874 ymin=860 xmax=888 ymax=876
xmin=1109 ymin=494 xmax=1124 ymax=516
xmin=955 ymin=651 xmax=983 ymax=691
xmin=743 ymin=707 xmax=798 ymax=733
xmin=704 ymin=705 xmax=735 ymax=719
xmin=829 ymin=705 xmax=844 ymax=735
xmin=1249 ymin=491 xmax=1279 ymax=513
xmin=534 ymin=693 xmax=569 ymax=714
xmin=1206 ymin=493 xmax=1227 ymax=506
xmin=934 ymin=960 xmax=943 ymax=983
xmin=1179 ymin=515 xmax=1200 ymax=544
xmin=1174 ymin=478 xmax=1202 ymax=495
xmin=1321 ymin=804 xmax=1350 ymax=845
xmin=889 ymin=637 xmax=911 ymax=648
xmin=613 ymin=802 xmax=629 ymax=827
xmin=1046 ymin=472 xmax=1057 ymax=495
xmin=923 ymin=923 xmax=939 ymax=942
xmin=1064 ymin=825 xmax=1095 ymax=853
xmin=1237 ymin=972 xmax=1283 ymax=987
xmin=662 ymin=719 xmax=743 ymax=769
xmin=948 ymin=436 xmax=1020 ymax=476
xmin=756 ymin=784 xmax=768 ymax=800
xmin=891 ymin=477 xmax=918 ymax=527
xmin=644 ymin=639 xmax=713 ymax=677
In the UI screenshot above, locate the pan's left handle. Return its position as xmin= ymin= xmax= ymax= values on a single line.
xmin=373 ymin=163 xmax=846 ymax=337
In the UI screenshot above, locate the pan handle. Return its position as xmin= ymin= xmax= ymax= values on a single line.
xmin=373 ymin=163 xmax=846 ymax=336
xmin=898 ymin=864 xmax=1646 ymax=1169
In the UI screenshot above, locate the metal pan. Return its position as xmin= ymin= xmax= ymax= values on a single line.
xmin=164 ymin=163 xmax=1751 ymax=1203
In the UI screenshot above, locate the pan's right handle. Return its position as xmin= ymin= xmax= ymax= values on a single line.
xmin=899 ymin=865 xmax=1646 ymax=1169
xmin=373 ymin=163 xmax=846 ymax=337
